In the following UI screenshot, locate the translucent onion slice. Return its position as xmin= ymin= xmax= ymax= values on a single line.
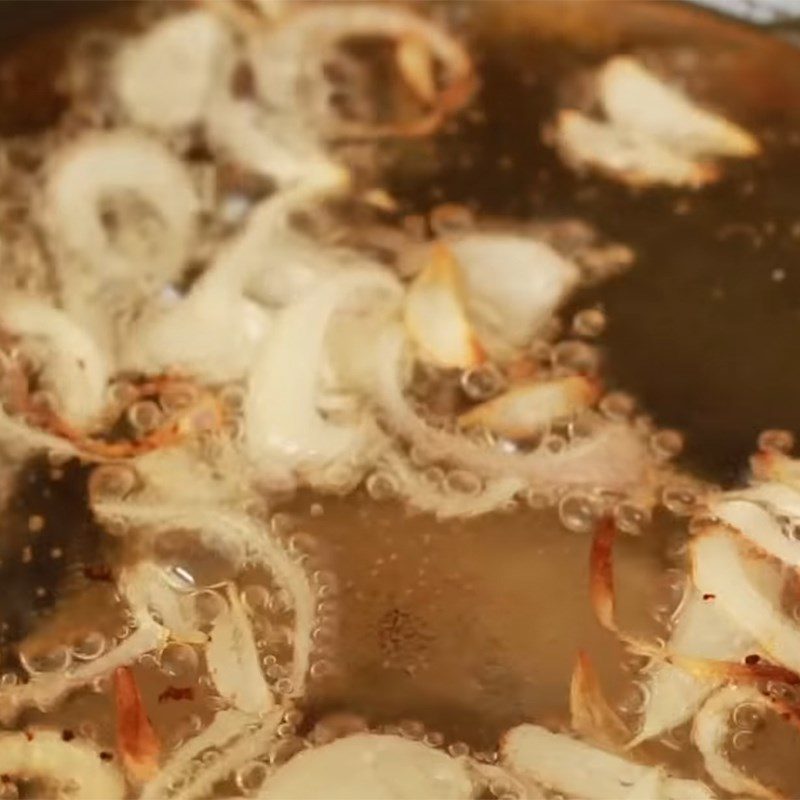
xmin=396 ymin=34 xmax=437 ymax=105
xmin=404 ymin=242 xmax=484 ymax=369
xmin=141 ymin=708 xmax=283 ymax=800
xmin=459 ymin=376 xmax=599 ymax=439
xmin=256 ymin=733 xmax=475 ymax=800
xmin=500 ymin=725 xmax=714 ymax=800
xmin=0 ymin=729 xmax=125 ymax=799
xmin=711 ymin=497 xmax=800 ymax=569
xmin=0 ymin=296 xmax=108 ymax=426
xmin=691 ymin=527 xmax=800 ymax=672
xmin=206 ymin=584 xmax=274 ymax=713
xmin=554 ymin=111 xmax=717 ymax=189
xmin=599 ymin=57 xmax=760 ymax=159
xmin=630 ymin=589 xmax=756 ymax=746
xmin=371 ymin=325 xmax=647 ymax=490
xmin=113 ymin=666 xmax=160 ymax=783
xmin=447 ymin=233 xmax=580 ymax=360
xmin=43 ymin=131 xmax=198 ymax=287
xmin=245 ymin=269 xmax=402 ymax=481
xmin=732 ymin=480 xmax=800 ymax=520
xmin=115 ymin=10 xmax=230 ymax=131
xmin=693 ymin=686 xmax=784 ymax=800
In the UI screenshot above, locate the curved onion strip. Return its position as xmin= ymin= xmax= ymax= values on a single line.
xmin=630 ymin=589 xmax=757 ymax=747
xmin=0 ymin=729 xmax=125 ymax=799
xmin=693 ymin=686 xmax=785 ymax=800
xmin=589 ymin=515 xmax=622 ymax=635
xmin=571 ymin=650 xmax=631 ymax=748
xmin=244 ymin=269 xmax=402 ymax=480
xmin=751 ymin=452 xmax=800 ymax=492
xmin=500 ymin=725 xmax=714 ymax=800
xmin=554 ymin=110 xmax=717 ymax=189
xmin=115 ymin=10 xmax=230 ymax=131
xmin=447 ymin=233 xmax=580 ymax=360
xmin=246 ymin=5 xmax=474 ymax=139
xmin=0 ymin=296 xmax=109 ymax=425
xmin=0 ymin=612 xmax=166 ymax=725
xmin=731 ymin=481 xmax=800 ymax=521
xmin=599 ymin=57 xmax=760 ymax=159
xmin=459 ymin=376 xmax=599 ymax=439
xmin=206 ymin=584 xmax=273 ymax=713
xmin=377 ymin=448 xmax=524 ymax=519
xmin=141 ymin=708 xmax=282 ymax=800
xmin=113 ymin=666 xmax=160 ymax=783
xmin=44 ymin=131 xmax=198 ymax=286
xmin=256 ymin=733 xmax=475 ymax=800
xmin=711 ymin=498 xmax=800 ymax=569
xmin=691 ymin=527 xmax=800 ymax=672
xmin=404 ymin=242 xmax=484 ymax=368
xmin=0 ymin=404 xmax=82 ymax=462
xmin=370 ymin=325 xmax=647 ymax=490
xmin=94 ymin=501 xmax=315 ymax=696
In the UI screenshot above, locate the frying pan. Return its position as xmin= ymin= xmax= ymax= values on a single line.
xmin=1 ymin=0 xmax=800 ymax=783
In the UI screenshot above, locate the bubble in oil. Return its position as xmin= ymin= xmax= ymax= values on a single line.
xmin=599 ymin=391 xmax=636 ymax=421
xmin=159 ymin=382 xmax=198 ymax=412
xmin=757 ymin=428 xmax=795 ymax=454
xmin=552 ymin=340 xmax=599 ymax=375
xmin=235 ymin=760 xmax=269 ymax=795
xmin=614 ymin=501 xmax=650 ymax=536
xmin=71 ymin=631 xmax=107 ymax=661
xmin=661 ymin=484 xmax=699 ymax=517
xmin=445 ymin=469 xmax=482 ymax=496
xmin=558 ymin=491 xmax=597 ymax=533
xmin=88 ymin=464 xmax=138 ymax=500
xmin=365 ymin=471 xmax=398 ymax=501
xmin=241 ymin=585 xmax=271 ymax=615
xmin=19 ymin=645 xmax=71 ymax=675
xmin=572 ymin=308 xmax=606 ymax=338
xmin=127 ymin=400 xmax=163 ymax=433
xmin=731 ymin=730 xmax=756 ymax=751
xmin=460 ymin=363 xmax=506 ymax=401
xmin=160 ymin=642 xmax=199 ymax=678
xmin=193 ymin=589 xmax=227 ymax=624
xmin=650 ymin=429 xmax=685 ymax=461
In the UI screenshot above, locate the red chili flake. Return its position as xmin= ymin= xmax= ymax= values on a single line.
xmin=157 ymin=686 xmax=194 ymax=703
xmin=61 ymin=729 xmax=75 ymax=742
xmin=99 ymin=751 xmax=114 ymax=761
xmin=745 ymin=654 xmax=761 ymax=665
xmin=702 ymin=593 xmax=716 ymax=600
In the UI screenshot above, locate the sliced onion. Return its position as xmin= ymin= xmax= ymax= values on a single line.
xmin=113 ymin=665 xmax=160 ymax=782
xmin=732 ymin=480 xmax=800 ymax=520
xmin=0 ymin=295 xmax=109 ymax=425
xmin=711 ymin=497 xmax=800 ymax=569
xmin=141 ymin=708 xmax=283 ymax=800
xmin=599 ymin=57 xmax=760 ymax=159
xmin=244 ymin=269 xmax=401 ymax=483
xmin=691 ymin=527 xmax=800 ymax=672
xmin=404 ymin=242 xmax=484 ymax=369
xmin=554 ymin=110 xmax=717 ymax=189
xmin=751 ymin=452 xmax=800 ymax=492
xmin=0 ymin=729 xmax=125 ymax=799
xmin=257 ymin=733 xmax=475 ymax=800
xmin=460 ymin=376 xmax=600 ymax=440
xmin=115 ymin=10 xmax=230 ymax=131
xmin=590 ymin=515 xmax=619 ymax=634
xmin=630 ymin=589 xmax=757 ymax=746
xmin=570 ymin=650 xmax=630 ymax=748
xmin=500 ymin=725 xmax=714 ymax=800
xmin=370 ymin=325 xmax=648 ymax=491
xmin=44 ymin=131 xmax=198 ymax=287
xmin=206 ymin=584 xmax=274 ymax=713
xmin=446 ymin=233 xmax=580 ymax=360
xmin=693 ymin=686 xmax=784 ymax=800
xmin=94 ymin=501 xmax=315 ymax=696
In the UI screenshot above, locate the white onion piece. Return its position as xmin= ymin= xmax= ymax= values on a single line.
xmin=404 ymin=243 xmax=483 ymax=368
xmin=459 ymin=376 xmax=599 ymax=439
xmin=500 ymin=725 xmax=714 ymax=800
xmin=732 ymin=481 xmax=800 ymax=520
xmin=691 ymin=527 xmax=800 ymax=672
xmin=693 ymin=686 xmax=783 ymax=800
xmin=712 ymin=498 xmax=800 ymax=569
xmin=141 ymin=708 xmax=282 ymax=800
xmin=0 ymin=612 xmax=165 ymax=725
xmin=93 ymin=501 xmax=315 ymax=696
xmin=0 ymin=730 xmax=125 ymax=800
xmin=630 ymin=589 xmax=756 ymax=746
xmin=257 ymin=733 xmax=475 ymax=800
xmin=247 ymin=5 xmax=471 ymax=128
xmin=44 ymin=131 xmax=198 ymax=286
xmin=623 ymin=769 xmax=667 ymax=800
xmin=245 ymin=269 xmax=401 ymax=481
xmin=599 ymin=57 xmax=759 ymax=159
xmin=751 ymin=453 xmax=800 ymax=492
xmin=115 ymin=10 xmax=230 ymax=131
xmin=0 ymin=403 xmax=82 ymax=461
xmin=554 ymin=110 xmax=716 ymax=189
xmin=371 ymin=325 xmax=647 ymax=490
xmin=378 ymin=448 xmax=524 ymax=519
xmin=447 ymin=233 xmax=579 ymax=360
xmin=0 ymin=295 xmax=109 ymax=425
xmin=206 ymin=585 xmax=273 ymax=713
